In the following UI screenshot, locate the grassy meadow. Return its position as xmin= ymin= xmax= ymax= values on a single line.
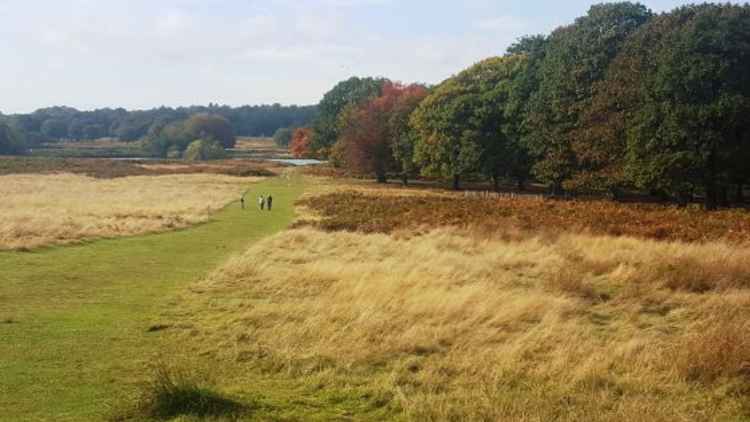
xmin=0 ymin=173 xmax=260 ymax=250
xmin=3 ymin=164 xmax=750 ymax=421
xmin=156 ymin=176 xmax=750 ymax=421
xmin=0 ymin=168 xmax=305 ymax=421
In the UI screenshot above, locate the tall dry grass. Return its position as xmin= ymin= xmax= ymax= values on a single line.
xmin=0 ymin=173 xmax=258 ymax=250
xmin=167 ymin=227 xmax=750 ymax=421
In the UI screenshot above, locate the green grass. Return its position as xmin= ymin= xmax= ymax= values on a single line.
xmin=0 ymin=176 xmax=303 ymax=421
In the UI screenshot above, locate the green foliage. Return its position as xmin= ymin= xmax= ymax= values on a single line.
xmin=183 ymin=139 xmax=227 ymax=161
xmin=525 ymin=2 xmax=652 ymax=191
xmin=0 ymin=122 xmax=27 ymax=155
xmin=40 ymin=118 xmax=69 ymax=139
xmin=5 ymin=104 xmax=316 ymax=143
xmin=605 ymin=4 xmax=750 ymax=208
xmin=388 ymin=85 xmax=429 ymax=184
xmin=272 ymin=127 xmax=293 ymax=147
xmin=412 ymin=56 xmax=531 ymax=190
xmin=184 ymin=113 xmax=236 ymax=149
xmin=311 ymin=76 xmax=386 ymax=158
xmin=147 ymin=113 xmax=234 ymax=158
xmin=82 ymin=124 xmax=106 ymax=140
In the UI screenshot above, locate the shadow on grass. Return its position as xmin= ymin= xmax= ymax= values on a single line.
xmin=112 ymin=364 xmax=253 ymax=421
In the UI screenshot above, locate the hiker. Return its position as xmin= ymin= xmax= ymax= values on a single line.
xmin=267 ymin=195 xmax=273 ymax=211
xmin=240 ymin=194 xmax=245 ymax=209
xmin=258 ymin=195 xmax=265 ymax=210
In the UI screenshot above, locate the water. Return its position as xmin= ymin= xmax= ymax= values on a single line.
xmin=270 ymin=159 xmax=326 ymax=166
xmin=60 ymin=156 xmax=325 ymax=166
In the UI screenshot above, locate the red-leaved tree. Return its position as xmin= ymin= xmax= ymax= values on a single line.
xmin=337 ymin=81 xmax=428 ymax=183
xmin=290 ymin=128 xmax=313 ymax=158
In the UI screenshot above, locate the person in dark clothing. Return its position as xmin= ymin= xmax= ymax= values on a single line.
xmin=240 ymin=194 xmax=245 ymax=209
xmin=267 ymin=195 xmax=273 ymax=211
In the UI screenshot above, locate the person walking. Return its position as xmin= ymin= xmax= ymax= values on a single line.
xmin=240 ymin=194 xmax=245 ymax=209
xmin=258 ymin=195 xmax=265 ymax=211
xmin=267 ymin=195 xmax=273 ymax=211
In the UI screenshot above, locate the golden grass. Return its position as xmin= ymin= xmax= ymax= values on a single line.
xmin=0 ymin=173 xmax=259 ymax=250
xmin=164 ymin=226 xmax=750 ymax=421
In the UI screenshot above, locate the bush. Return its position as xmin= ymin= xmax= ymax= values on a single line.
xmin=272 ymin=127 xmax=293 ymax=147
xmin=112 ymin=364 xmax=248 ymax=421
xmin=183 ymin=139 xmax=227 ymax=161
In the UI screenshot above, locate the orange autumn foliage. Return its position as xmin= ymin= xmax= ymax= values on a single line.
xmin=289 ymin=128 xmax=313 ymax=158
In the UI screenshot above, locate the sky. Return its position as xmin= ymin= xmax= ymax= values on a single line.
xmin=0 ymin=0 xmax=736 ymax=113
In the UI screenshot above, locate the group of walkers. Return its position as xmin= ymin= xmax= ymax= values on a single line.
xmin=240 ymin=193 xmax=274 ymax=211
xmin=258 ymin=194 xmax=273 ymax=211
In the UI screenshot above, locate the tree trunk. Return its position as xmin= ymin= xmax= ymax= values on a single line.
xmin=704 ymin=148 xmax=718 ymax=210
xmin=609 ymin=186 xmax=621 ymax=201
xmin=401 ymin=173 xmax=408 ymax=186
xmin=704 ymin=181 xmax=717 ymax=210
xmin=492 ymin=174 xmax=499 ymax=192
xmin=375 ymin=171 xmax=387 ymax=184
xmin=739 ymin=183 xmax=746 ymax=203
xmin=718 ymin=185 xmax=729 ymax=208
xmin=677 ymin=189 xmax=693 ymax=207
xmin=551 ymin=181 xmax=564 ymax=196
xmin=452 ymin=174 xmax=460 ymax=191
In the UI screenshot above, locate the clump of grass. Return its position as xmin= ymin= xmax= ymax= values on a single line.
xmin=114 ymin=364 xmax=248 ymax=421
xmin=674 ymin=311 xmax=750 ymax=383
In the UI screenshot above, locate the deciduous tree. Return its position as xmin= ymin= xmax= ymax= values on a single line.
xmin=290 ymin=128 xmax=313 ymax=158
xmin=525 ymin=2 xmax=652 ymax=193
xmin=311 ymin=77 xmax=386 ymax=158
xmin=337 ymin=82 xmax=428 ymax=183
xmin=411 ymin=56 xmax=531 ymax=190
xmin=603 ymin=4 xmax=750 ymax=209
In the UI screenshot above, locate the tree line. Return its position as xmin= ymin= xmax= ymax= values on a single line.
xmin=296 ymin=2 xmax=750 ymax=210
xmin=0 ymin=103 xmax=317 ymax=151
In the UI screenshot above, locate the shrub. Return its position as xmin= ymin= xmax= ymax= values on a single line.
xmin=183 ymin=139 xmax=227 ymax=161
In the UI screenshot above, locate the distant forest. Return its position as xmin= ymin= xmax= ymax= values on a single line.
xmin=0 ymin=103 xmax=317 ymax=145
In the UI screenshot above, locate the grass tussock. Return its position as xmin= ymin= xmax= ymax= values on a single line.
xmin=166 ymin=227 xmax=750 ymax=421
xmin=0 ymin=173 xmax=258 ymax=250
xmin=113 ymin=364 xmax=248 ymax=421
xmin=296 ymin=190 xmax=750 ymax=243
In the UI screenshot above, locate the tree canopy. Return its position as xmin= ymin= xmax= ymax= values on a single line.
xmin=590 ymin=3 xmax=750 ymax=208
xmin=412 ymin=56 xmax=531 ymax=190
xmin=311 ymin=76 xmax=386 ymax=158
xmin=524 ymin=2 xmax=653 ymax=192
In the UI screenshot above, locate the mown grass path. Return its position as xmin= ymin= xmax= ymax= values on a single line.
xmin=0 ymin=175 xmax=303 ymax=421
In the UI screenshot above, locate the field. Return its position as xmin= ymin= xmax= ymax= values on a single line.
xmin=296 ymin=189 xmax=750 ymax=243
xmin=4 ymin=166 xmax=750 ymax=421
xmin=0 ymin=171 xmax=306 ymax=421
xmin=0 ymin=173 xmax=261 ymax=250
xmin=153 ymin=176 xmax=750 ymax=421
xmin=29 ymin=139 xmax=148 ymax=158
xmin=163 ymin=227 xmax=750 ymax=421
xmin=0 ymin=156 xmax=279 ymax=178
xmin=230 ymin=137 xmax=291 ymax=159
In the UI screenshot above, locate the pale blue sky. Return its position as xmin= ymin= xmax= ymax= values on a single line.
xmin=0 ymin=0 xmax=736 ymax=113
